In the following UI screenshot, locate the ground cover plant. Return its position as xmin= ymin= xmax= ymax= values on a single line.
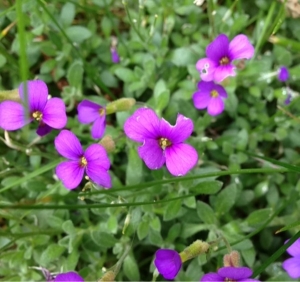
xmin=0 ymin=0 xmax=300 ymax=281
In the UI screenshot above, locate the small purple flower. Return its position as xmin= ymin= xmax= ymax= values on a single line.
xmin=55 ymin=130 xmax=111 ymax=190
xmin=278 ymin=66 xmax=289 ymax=82
xmin=154 ymin=249 xmax=182 ymax=280
xmin=111 ymin=47 xmax=120 ymax=63
xmin=201 ymin=266 xmax=260 ymax=282
xmin=54 ymin=271 xmax=84 ymax=281
xmin=284 ymin=94 xmax=292 ymax=105
xmin=124 ymin=108 xmax=198 ymax=176
xmin=192 ymin=81 xmax=228 ymax=116
xmin=283 ymin=238 xmax=300 ymax=279
xmin=77 ymin=100 xmax=106 ymax=139
xmin=0 ymin=80 xmax=67 ymax=136
xmin=196 ymin=34 xmax=254 ymax=82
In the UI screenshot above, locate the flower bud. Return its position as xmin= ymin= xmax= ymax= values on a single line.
xmin=223 ymin=250 xmax=240 ymax=267
xmin=99 ymin=135 xmax=116 ymax=153
xmin=106 ymin=98 xmax=136 ymax=114
xmin=179 ymin=240 xmax=210 ymax=263
xmin=98 ymin=271 xmax=115 ymax=281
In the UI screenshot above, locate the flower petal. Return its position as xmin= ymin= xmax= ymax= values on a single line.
xmin=282 ymin=258 xmax=300 ymax=279
xmin=77 ymin=100 xmax=103 ymax=124
xmin=213 ymin=65 xmax=236 ymax=83
xmin=19 ymin=80 xmax=48 ymax=112
xmin=229 ymin=34 xmax=254 ymax=60
xmin=278 ymin=66 xmax=289 ymax=82
xmin=138 ymin=139 xmax=165 ymax=170
xmin=124 ymin=108 xmax=160 ymax=142
xmin=160 ymin=114 xmax=194 ymax=144
xmin=36 ymin=123 xmax=52 ymax=136
xmin=196 ymin=58 xmax=217 ymax=82
xmin=193 ymin=90 xmax=211 ymax=109
xmin=207 ymin=97 xmax=225 ymax=116
xmin=200 ymin=273 xmax=224 ymax=281
xmin=206 ymin=34 xmax=230 ymax=61
xmin=54 ymin=130 xmax=84 ymax=160
xmin=54 ymin=271 xmax=84 ymax=282
xmin=91 ymin=116 xmax=106 ymax=139
xmin=154 ymin=249 xmax=182 ymax=280
xmin=86 ymin=166 xmax=111 ymax=189
xmin=214 ymin=84 xmax=228 ymax=98
xmin=42 ymin=98 xmax=67 ymax=129
xmin=165 ymin=143 xmax=198 ymax=176
xmin=218 ymin=266 xmax=252 ymax=280
xmin=56 ymin=161 xmax=84 ymax=190
xmin=85 ymin=144 xmax=110 ymax=170
xmin=286 ymin=238 xmax=300 ymax=257
xmin=0 ymin=101 xmax=30 ymax=130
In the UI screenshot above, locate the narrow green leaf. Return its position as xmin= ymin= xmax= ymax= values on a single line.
xmin=40 ymin=244 xmax=66 ymax=265
xmin=123 ymin=254 xmax=140 ymax=281
xmin=163 ymin=199 xmax=182 ymax=221
xmin=214 ymin=184 xmax=237 ymax=216
xmin=196 ymin=201 xmax=218 ymax=225
xmin=190 ymin=180 xmax=223 ymax=194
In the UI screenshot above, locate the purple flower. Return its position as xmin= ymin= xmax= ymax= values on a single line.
xmin=124 ymin=108 xmax=198 ymax=176
xmin=278 ymin=66 xmax=289 ymax=82
xmin=54 ymin=271 xmax=84 ymax=281
xmin=192 ymin=81 xmax=228 ymax=116
xmin=0 ymin=80 xmax=67 ymax=136
xmin=196 ymin=34 xmax=254 ymax=82
xmin=284 ymin=94 xmax=292 ymax=105
xmin=283 ymin=238 xmax=300 ymax=279
xmin=111 ymin=47 xmax=120 ymax=63
xmin=77 ymin=100 xmax=106 ymax=139
xmin=154 ymin=249 xmax=182 ymax=280
xmin=201 ymin=266 xmax=260 ymax=281
xmin=54 ymin=130 xmax=111 ymax=190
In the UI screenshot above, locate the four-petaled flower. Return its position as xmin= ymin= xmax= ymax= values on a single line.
xmin=282 ymin=238 xmax=300 ymax=279
xmin=0 ymin=80 xmax=67 ymax=136
xmin=55 ymin=130 xmax=111 ymax=190
xmin=200 ymin=266 xmax=260 ymax=281
xmin=154 ymin=249 xmax=182 ymax=280
xmin=54 ymin=271 xmax=84 ymax=282
xmin=193 ymin=81 xmax=228 ymax=116
xmin=278 ymin=66 xmax=289 ymax=82
xmin=77 ymin=100 xmax=106 ymax=139
xmin=196 ymin=34 xmax=254 ymax=82
xmin=124 ymin=108 xmax=198 ymax=176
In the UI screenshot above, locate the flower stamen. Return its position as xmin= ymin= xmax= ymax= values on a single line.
xmin=210 ymin=90 xmax=219 ymax=98
xmin=159 ymin=138 xmax=172 ymax=150
xmin=99 ymin=108 xmax=105 ymax=116
xmin=220 ymin=56 xmax=230 ymax=66
xmin=32 ymin=111 xmax=43 ymax=121
xmin=80 ymin=156 xmax=88 ymax=167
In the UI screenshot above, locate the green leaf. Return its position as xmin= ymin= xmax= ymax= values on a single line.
xmin=115 ymin=67 xmax=136 ymax=83
xmin=171 ymin=47 xmax=198 ymax=66
xmin=67 ymin=61 xmax=84 ymax=90
xmin=276 ymin=221 xmax=300 ymax=234
xmin=126 ymin=147 xmax=143 ymax=185
xmin=46 ymin=215 xmax=64 ymax=229
xmin=0 ymin=54 xmax=7 ymax=68
xmin=91 ymin=231 xmax=118 ymax=249
xmin=123 ymin=254 xmax=140 ymax=281
xmin=62 ymin=220 xmax=76 ymax=235
xmin=196 ymin=201 xmax=218 ymax=225
xmin=246 ymin=208 xmax=273 ymax=227
xmin=148 ymin=229 xmax=163 ymax=246
xmin=65 ymin=26 xmax=92 ymax=43
xmin=137 ymin=221 xmax=149 ymax=240
xmin=60 ymin=2 xmax=76 ymax=27
xmin=40 ymin=244 xmax=66 ymax=265
xmin=190 ymin=181 xmax=223 ymax=194
xmin=214 ymin=184 xmax=237 ymax=216
xmin=167 ymin=223 xmax=181 ymax=242
xmin=163 ymin=199 xmax=182 ymax=221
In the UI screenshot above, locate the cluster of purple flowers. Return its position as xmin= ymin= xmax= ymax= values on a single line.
xmin=194 ymin=34 xmax=254 ymax=116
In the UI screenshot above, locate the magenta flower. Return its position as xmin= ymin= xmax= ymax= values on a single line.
xmin=201 ymin=266 xmax=260 ymax=281
xmin=0 ymin=80 xmax=67 ymax=136
xmin=193 ymin=81 xmax=228 ymax=116
xmin=154 ymin=249 xmax=182 ymax=280
xmin=77 ymin=100 xmax=106 ymax=139
xmin=196 ymin=34 xmax=254 ymax=82
xmin=54 ymin=130 xmax=111 ymax=190
xmin=54 ymin=271 xmax=84 ymax=281
xmin=278 ymin=66 xmax=289 ymax=82
xmin=111 ymin=47 xmax=120 ymax=63
xmin=124 ymin=108 xmax=198 ymax=176
xmin=282 ymin=238 xmax=300 ymax=279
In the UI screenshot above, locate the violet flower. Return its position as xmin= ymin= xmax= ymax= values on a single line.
xmin=77 ymin=100 xmax=106 ymax=139
xmin=124 ymin=108 xmax=198 ymax=176
xmin=54 ymin=271 xmax=84 ymax=281
xmin=282 ymin=238 xmax=300 ymax=279
xmin=196 ymin=34 xmax=254 ymax=82
xmin=111 ymin=47 xmax=120 ymax=63
xmin=278 ymin=66 xmax=289 ymax=82
xmin=201 ymin=266 xmax=260 ymax=282
xmin=154 ymin=249 xmax=182 ymax=280
xmin=192 ymin=81 xmax=228 ymax=116
xmin=54 ymin=130 xmax=111 ymax=190
xmin=0 ymin=80 xmax=67 ymax=136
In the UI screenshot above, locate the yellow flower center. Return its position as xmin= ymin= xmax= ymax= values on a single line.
xmin=32 ymin=111 xmax=43 ymax=121
xmin=80 ymin=156 xmax=88 ymax=167
xmin=159 ymin=138 xmax=172 ymax=150
xmin=220 ymin=56 xmax=230 ymax=66
xmin=210 ymin=90 xmax=219 ymax=98
xmin=99 ymin=108 xmax=105 ymax=116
